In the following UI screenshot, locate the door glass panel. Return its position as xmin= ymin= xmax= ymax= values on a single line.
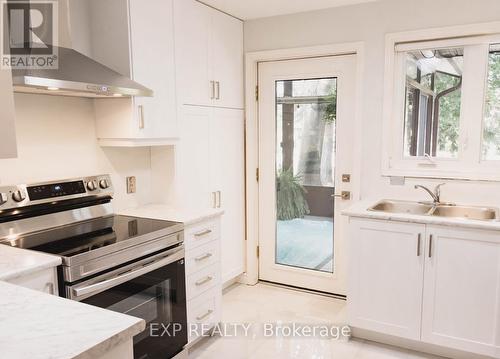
xmin=403 ymin=47 xmax=463 ymax=158
xmin=275 ymin=78 xmax=336 ymax=273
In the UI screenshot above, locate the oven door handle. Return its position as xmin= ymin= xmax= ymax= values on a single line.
xmin=70 ymin=245 xmax=184 ymax=301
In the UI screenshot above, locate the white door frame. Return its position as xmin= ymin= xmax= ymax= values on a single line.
xmin=242 ymin=42 xmax=366 ymax=286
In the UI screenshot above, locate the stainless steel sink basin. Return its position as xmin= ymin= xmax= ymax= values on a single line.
xmin=431 ymin=205 xmax=499 ymax=221
xmin=369 ymin=200 xmax=433 ymax=215
xmin=369 ymin=200 xmax=499 ymax=221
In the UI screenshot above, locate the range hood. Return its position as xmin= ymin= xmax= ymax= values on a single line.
xmin=11 ymin=46 xmax=153 ymax=98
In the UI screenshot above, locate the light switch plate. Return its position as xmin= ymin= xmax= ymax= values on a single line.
xmin=126 ymin=176 xmax=136 ymax=194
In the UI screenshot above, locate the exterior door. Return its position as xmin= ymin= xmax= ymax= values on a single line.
xmin=258 ymin=55 xmax=357 ymax=295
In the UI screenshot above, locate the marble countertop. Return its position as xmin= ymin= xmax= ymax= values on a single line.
xmin=342 ymin=199 xmax=500 ymax=231
xmin=0 ymin=281 xmax=145 ymax=359
xmin=0 ymin=245 xmax=62 ymax=281
xmin=119 ymin=203 xmax=224 ymax=226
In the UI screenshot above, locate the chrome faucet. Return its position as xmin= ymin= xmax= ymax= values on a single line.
xmin=414 ymin=183 xmax=446 ymax=204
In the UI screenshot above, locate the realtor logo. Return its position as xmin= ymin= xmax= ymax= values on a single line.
xmin=1 ymin=0 xmax=58 ymax=69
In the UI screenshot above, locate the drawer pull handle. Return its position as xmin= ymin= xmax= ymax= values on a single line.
xmin=195 ymin=253 xmax=213 ymax=262
xmin=194 ymin=229 xmax=212 ymax=237
xmin=196 ymin=309 xmax=213 ymax=321
xmin=195 ymin=276 xmax=213 ymax=286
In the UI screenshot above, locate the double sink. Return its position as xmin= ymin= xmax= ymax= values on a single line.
xmin=369 ymin=200 xmax=499 ymax=221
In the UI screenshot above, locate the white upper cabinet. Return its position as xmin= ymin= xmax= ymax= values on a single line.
xmin=174 ymin=0 xmax=244 ymax=109
xmin=90 ymin=0 xmax=178 ymax=146
xmin=0 ymin=68 xmax=18 ymax=158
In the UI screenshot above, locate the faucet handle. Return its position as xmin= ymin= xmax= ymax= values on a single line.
xmin=434 ymin=183 xmax=446 ymax=201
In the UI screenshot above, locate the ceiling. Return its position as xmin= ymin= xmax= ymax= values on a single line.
xmin=199 ymin=0 xmax=377 ymax=20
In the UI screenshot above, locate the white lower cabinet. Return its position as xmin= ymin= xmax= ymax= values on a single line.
xmin=184 ymin=215 xmax=223 ymax=344
xmin=348 ymin=218 xmax=500 ymax=358
xmin=7 ymin=267 xmax=58 ymax=295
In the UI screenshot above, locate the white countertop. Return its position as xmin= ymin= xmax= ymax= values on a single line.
xmin=343 ymin=199 xmax=500 ymax=231
xmin=119 ymin=203 xmax=224 ymax=225
xmin=0 ymin=245 xmax=62 ymax=281
xmin=0 ymin=281 xmax=145 ymax=359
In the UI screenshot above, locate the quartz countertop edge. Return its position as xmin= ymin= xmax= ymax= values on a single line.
xmin=0 ymin=281 xmax=145 ymax=359
xmin=342 ymin=199 xmax=500 ymax=231
xmin=119 ymin=204 xmax=225 ymax=225
xmin=0 ymin=245 xmax=62 ymax=281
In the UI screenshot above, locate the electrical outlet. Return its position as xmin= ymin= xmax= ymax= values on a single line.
xmin=126 ymin=176 xmax=136 ymax=194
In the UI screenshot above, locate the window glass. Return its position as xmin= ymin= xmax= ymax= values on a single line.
xmin=482 ymin=44 xmax=500 ymax=160
xmin=403 ymin=48 xmax=463 ymax=158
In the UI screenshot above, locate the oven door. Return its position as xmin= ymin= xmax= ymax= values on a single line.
xmin=66 ymin=245 xmax=187 ymax=359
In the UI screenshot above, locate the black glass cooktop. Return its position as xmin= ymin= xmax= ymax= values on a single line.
xmin=16 ymin=215 xmax=181 ymax=258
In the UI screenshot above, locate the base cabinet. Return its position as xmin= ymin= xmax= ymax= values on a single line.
xmin=348 ymin=218 xmax=500 ymax=358
xmin=184 ymin=216 xmax=223 ymax=344
xmin=6 ymin=267 xmax=58 ymax=295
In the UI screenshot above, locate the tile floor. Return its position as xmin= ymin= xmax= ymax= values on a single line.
xmin=189 ymin=283 xmax=442 ymax=359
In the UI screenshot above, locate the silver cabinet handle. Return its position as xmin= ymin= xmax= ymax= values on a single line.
xmin=45 ymin=282 xmax=55 ymax=295
xmin=196 ymin=309 xmax=213 ymax=321
xmin=217 ymin=190 xmax=221 ymax=208
xmin=210 ymin=81 xmax=215 ymax=100
xmin=195 ymin=276 xmax=213 ymax=286
xmin=417 ymin=233 xmax=422 ymax=257
xmin=215 ymin=81 xmax=220 ymax=100
xmin=194 ymin=229 xmax=212 ymax=237
xmin=195 ymin=253 xmax=213 ymax=262
xmin=212 ymin=191 xmax=217 ymax=208
xmin=138 ymin=105 xmax=145 ymax=129
xmin=428 ymin=234 xmax=433 ymax=258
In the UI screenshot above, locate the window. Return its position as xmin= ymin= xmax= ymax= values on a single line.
xmin=383 ymin=29 xmax=500 ymax=180
xmin=403 ymin=48 xmax=463 ymax=158
xmin=482 ymin=44 xmax=500 ymax=161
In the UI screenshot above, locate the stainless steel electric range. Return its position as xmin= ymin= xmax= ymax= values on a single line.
xmin=0 ymin=175 xmax=188 ymax=359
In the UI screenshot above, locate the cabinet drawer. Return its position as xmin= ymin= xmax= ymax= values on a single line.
xmin=187 ymin=286 xmax=222 ymax=343
xmin=186 ymin=262 xmax=219 ymax=300
xmin=185 ymin=219 xmax=220 ymax=250
xmin=186 ymin=241 xmax=220 ymax=275
xmin=7 ymin=267 xmax=58 ymax=295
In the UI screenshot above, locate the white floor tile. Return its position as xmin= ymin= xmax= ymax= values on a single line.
xmin=188 ymin=283 xmax=443 ymax=359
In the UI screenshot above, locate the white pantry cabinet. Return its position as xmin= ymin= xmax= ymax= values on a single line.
xmin=90 ymin=0 xmax=178 ymax=146
xmin=0 ymin=67 xmax=17 ymax=158
xmin=178 ymin=106 xmax=245 ymax=283
xmin=173 ymin=0 xmax=244 ymax=109
xmin=348 ymin=218 xmax=500 ymax=358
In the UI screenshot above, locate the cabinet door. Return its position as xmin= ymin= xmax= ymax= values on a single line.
xmin=178 ymin=106 xmax=212 ymax=209
xmin=422 ymin=226 xmax=500 ymax=357
xmin=210 ymin=108 xmax=245 ymax=282
xmin=173 ymin=0 xmax=212 ymax=107
xmin=348 ymin=219 xmax=425 ymax=340
xmin=211 ymin=10 xmax=244 ymax=109
xmin=0 ymin=68 xmax=17 ymax=158
xmin=129 ymin=0 xmax=177 ymax=138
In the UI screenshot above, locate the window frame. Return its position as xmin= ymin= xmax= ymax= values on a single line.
xmin=382 ymin=23 xmax=500 ymax=180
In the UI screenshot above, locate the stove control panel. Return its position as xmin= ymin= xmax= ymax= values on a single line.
xmin=0 ymin=175 xmax=113 ymax=210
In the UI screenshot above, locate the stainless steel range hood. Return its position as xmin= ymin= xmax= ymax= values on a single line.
xmin=11 ymin=46 xmax=153 ymax=98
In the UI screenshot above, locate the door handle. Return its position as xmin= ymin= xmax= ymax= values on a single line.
xmin=194 ymin=229 xmax=212 ymax=237
xmin=195 ymin=276 xmax=213 ymax=286
xmin=417 ymin=233 xmax=422 ymax=257
xmin=196 ymin=309 xmax=213 ymax=321
xmin=428 ymin=234 xmax=433 ymax=258
xmin=331 ymin=191 xmax=351 ymax=200
xmin=215 ymin=81 xmax=220 ymax=100
xmin=195 ymin=253 xmax=213 ymax=262
xmin=212 ymin=191 xmax=217 ymax=208
xmin=138 ymin=105 xmax=145 ymax=129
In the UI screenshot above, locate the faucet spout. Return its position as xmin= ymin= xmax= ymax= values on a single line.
xmin=414 ymin=184 xmax=441 ymax=204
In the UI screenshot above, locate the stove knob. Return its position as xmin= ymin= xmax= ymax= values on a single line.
xmin=0 ymin=193 xmax=8 ymax=205
xmin=86 ymin=180 xmax=98 ymax=191
xmin=99 ymin=179 xmax=109 ymax=189
xmin=12 ymin=190 xmax=26 ymax=202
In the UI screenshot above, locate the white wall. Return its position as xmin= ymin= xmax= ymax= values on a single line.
xmin=244 ymin=0 xmax=500 ymax=207
xmin=0 ymin=94 xmax=152 ymax=211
